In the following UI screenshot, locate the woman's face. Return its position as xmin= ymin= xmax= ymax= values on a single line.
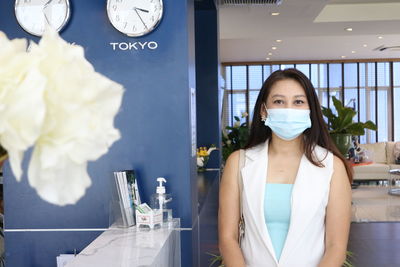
xmin=264 ymin=79 xmax=310 ymax=110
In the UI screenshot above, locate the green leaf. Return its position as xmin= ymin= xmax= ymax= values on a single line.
xmin=343 ymin=251 xmax=355 ymax=267
xmin=332 ymin=96 xmax=345 ymax=118
xmin=321 ymin=106 xmax=336 ymax=121
xmin=337 ymin=108 xmax=356 ymax=131
xmin=346 ymin=123 xmax=366 ymax=136
xmin=362 ymin=120 xmax=377 ymax=130
xmin=234 ymin=116 xmax=240 ymax=122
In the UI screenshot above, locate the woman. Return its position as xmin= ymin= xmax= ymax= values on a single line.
xmin=219 ymin=69 xmax=352 ymax=267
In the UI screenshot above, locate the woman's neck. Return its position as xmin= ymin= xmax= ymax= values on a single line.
xmin=268 ymin=134 xmax=304 ymax=157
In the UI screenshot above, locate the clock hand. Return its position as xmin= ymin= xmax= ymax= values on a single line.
xmin=135 ymin=7 xmax=149 ymax=13
xmin=134 ymin=8 xmax=148 ymax=30
xmin=43 ymin=0 xmax=54 ymax=26
xmin=44 ymin=0 xmax=53 ymax=8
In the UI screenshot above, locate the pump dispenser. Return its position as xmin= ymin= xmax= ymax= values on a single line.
xmin=150 ymin=177 xmax=172 ymax=223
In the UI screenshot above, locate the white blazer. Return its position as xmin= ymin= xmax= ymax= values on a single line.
xmin=240 ymin=140 xmax=333 ymax=267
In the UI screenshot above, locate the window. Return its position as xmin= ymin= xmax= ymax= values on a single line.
xmin=222 ymin=61 xmax=398 ymax=143
xmin=295 ymin=64 xmax=310 ymax=78
xmin=393 ymin=62 xmax=400 ymax=141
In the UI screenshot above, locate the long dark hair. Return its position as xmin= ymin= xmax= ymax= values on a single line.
xmin=244 ymin=68 xmax=353 ymax=183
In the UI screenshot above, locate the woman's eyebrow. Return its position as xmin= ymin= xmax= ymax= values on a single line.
xmin=294 ymin=95 xmax=306 ymax=98
xmin=271 ymin=94 xmax=285 ymax=98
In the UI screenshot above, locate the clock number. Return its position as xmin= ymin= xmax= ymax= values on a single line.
xmin=124 ymin=22 xmax=127 ymax=29
xmin=132 ymin=25 xmax=136 ymax=32
xmin=151 ymin=15 xmax=155 ymax=22
xmin=24 ymin=0 xmax=31 ymax=3
xmin=116 ymin=15 xmax=120 ymax=22
xmin=112 ymin=5 xmax=117 ymax=11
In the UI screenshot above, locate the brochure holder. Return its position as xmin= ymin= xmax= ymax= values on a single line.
xmin=109 ymin=200 xmax=135 ymax=229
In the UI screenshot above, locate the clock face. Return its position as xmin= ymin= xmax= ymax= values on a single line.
xmin=107 ymin=0 xmax=163 ymax=37
xmin=14 ymin=0 xmax=71 ymax=37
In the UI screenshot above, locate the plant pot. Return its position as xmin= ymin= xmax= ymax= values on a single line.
xmin=330 ymin=133 xmax=353 ymax=158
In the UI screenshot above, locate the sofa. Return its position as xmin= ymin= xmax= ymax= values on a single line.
xmin=353 ymin=142 xmax=400 ymax=180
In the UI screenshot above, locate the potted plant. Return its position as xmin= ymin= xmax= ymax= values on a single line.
xmin=222 ymin=112 xmax=250 ymax=162
xmin=322 ymin=96 xmax=377 ymax=157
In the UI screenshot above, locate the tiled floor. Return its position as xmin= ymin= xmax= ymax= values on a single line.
xmin=348 ymin=222 xmax=400 ymax=267
xmin=349 ymin=186 xmax=400 ymax=266
xmin=203 ymin=185 xmax=400 ymax=267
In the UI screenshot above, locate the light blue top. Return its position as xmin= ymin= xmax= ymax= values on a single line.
xmin=264 ymin=183 xmax=293 ymax=261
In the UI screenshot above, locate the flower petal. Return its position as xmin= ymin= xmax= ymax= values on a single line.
xmin=0 ymin=32 xmax=46 ymax=180
xmin=28 ymin=145 xmax=92 ymax=206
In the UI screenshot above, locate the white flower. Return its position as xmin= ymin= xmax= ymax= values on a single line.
xmin=0 ymin=32 xmax=46 ymax=181
xmin=197 ymin=157 xmax=204 ymax=167
xmin=207 ymin=147 xmax=217 ymax=155
xmin=26 ymin=29 xmax=124 ymax=206
xmin=233 ymin=121 xmax=240 ymax=128
xmin=226 ymin=140 xmax=232 ymax=145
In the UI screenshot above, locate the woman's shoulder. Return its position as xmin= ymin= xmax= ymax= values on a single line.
xmin=226 ymin=149 xmax=240 ymax=165
xmin=332 ymin=154 xmax=347 ymax=173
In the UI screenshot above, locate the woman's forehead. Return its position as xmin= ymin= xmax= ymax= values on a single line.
xmin=269 ymin=79 xmax=306 ymax=97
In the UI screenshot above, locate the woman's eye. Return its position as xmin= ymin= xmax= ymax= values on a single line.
xmin=273 ymin=100 xmax=284 ymax=104
xmin=294 ymin=100 xmax=305 ymax=105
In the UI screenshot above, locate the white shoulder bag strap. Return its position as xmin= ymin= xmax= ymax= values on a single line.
xmin=238 ymin=149 xmax=246 ymax=245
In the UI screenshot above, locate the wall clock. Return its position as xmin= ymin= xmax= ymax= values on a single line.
xmin=107 ymin=0 xmax=163 ymax=37
xmin=14 ymin=0 xmax=71 ymax=37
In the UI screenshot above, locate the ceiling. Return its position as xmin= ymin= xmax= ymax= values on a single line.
xmin=219 ymin=0 xmax=400 ymax=63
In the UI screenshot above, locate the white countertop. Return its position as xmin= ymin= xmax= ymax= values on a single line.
xmin=66 ymin=219 xmax=181 ymax=267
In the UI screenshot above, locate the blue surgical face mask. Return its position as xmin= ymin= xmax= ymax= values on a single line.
xmin=264 ymin=108 xmax=312 ymax=141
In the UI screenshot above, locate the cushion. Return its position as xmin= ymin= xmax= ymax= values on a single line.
xmin=386 ymin=142 xmax=398 ymax=164
xmin=359 ymin=142 xmax=387 ymax=164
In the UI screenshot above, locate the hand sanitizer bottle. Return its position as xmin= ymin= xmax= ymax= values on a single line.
xmin=150 ymin=177 xmax=172 ymax=223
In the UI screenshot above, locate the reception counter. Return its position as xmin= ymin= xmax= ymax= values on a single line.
xmin=65 ymin=169 xmax=220 ymax=267
xmin=66 ymin=219 xmax=181 ymax=267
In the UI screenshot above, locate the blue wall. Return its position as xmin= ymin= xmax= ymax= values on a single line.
xmin=195 ymin=7 xmax=221 ymax=168
xmin=1 ymin=0 xmax=199 ymax=266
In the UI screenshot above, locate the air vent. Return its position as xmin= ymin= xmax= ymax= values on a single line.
xmin=219 ymin=0 xmax=282 ymax=5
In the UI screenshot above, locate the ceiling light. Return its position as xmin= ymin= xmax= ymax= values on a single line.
xmin=341 ymin=56 xmax=346 ymax=58
xmin=378 ymin=36 xmax=383 ymax=39
xmin=345 ymin=27 xmax=353 ymax=32
xmin=363 ymin=44 xmax=367 ymax=47
xmin=351 ymin=51 xmax=356 ymax=53
xmin=272 ymin=46 xmax=277 ymax=50
xmin=266 ymin=57 xmax=271 ymax=60
xmin=276 ymin=39 xmax=282 ymax=43
xmin=271 ymin=12 xmax=280 ymax=16
xmin=268 ymin=52 xmax=272 ymax=56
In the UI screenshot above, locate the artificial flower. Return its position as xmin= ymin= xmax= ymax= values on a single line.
xmin=0 ymin=29 xmax=124 ymax=206
xmin=26 ymin=29 xmax=124 ymax=205
xmin=0 ymin=32 xmax=46 ymax=181
xmin=197 ymin=145 xmax=217 ymax=171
